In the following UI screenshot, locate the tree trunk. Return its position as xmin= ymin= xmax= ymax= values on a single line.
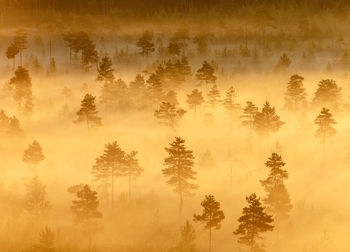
xmin=111 ymin=168 xmax=114 ymax=208
xmin=128 ymin=173 xmax=131 ymax=201
xmin=20 ymin=51 xmax=23 ymax=66
xmin=209 ymin=226 xmax=212 ymax=252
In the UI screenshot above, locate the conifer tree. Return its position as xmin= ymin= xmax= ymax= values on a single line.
xmin=47 ymin=57 xmax=56 ymax=75
xmin=207 ymin=84 xmax=221 ymax=112
xmin=312 ymin=79 xmax=342 ymax=111
xmin=13 ymin=29 xmax=27 ymax=66
xmin=196 ymin=61 xmax=216 ymax=91
xmin=186 ymin=89 xmax=205 ymax=116
xmin=124 ymin=151 xmax=143 ymax=200
xmin=75 ymin=94 xmax=102 ymax=131
xmin=6 ymin=43 xmax=19 ymax=69
xmin=172 ymin=220 xmax=197 ymax=252
xmin=163 ymin=137 xmax=197 ymax=212
xmin=154 ymin=102 xmax=186 ymax=130
xmin=27 ymin=226 xmax=55 ymax=252
xmin=81 ymin=41 xmax=98 ymax=71
xmin=275 ymin=53 xmax=291 ymax=70
xmin=234 ymin=193 xmax=274 ymax=252
xmin=25 ymin=176 xmax=50 ymax=216
xmin=97 ymin=55 xmax=115 ymax=83
xmin=146 ymin=73 xmax=164 ymax=105
xmin=314 ymin=107 xmax=336 ymax=145
xmin=193 ymin=195 xmax=225 ymax=252
xmin=222 ymin=86 xmax=240 ymax=114
xmin=283 ymin=74 xmax=307 ymax=112
xmin=253 ymin=102 xmax=284 ymax=136
xmin=129 ymin=74 xmax=146 ymax=91
xmin=63 ymin=32 xmax=76 ymax=64
xmin=136 ymin=31 xmax=155 ymax=56
xmin=163 ymin=90 xmax=179 ymax=105
xmin=240 ymin=101 xmax=259 ymax=136
xmin=260 ymin=153 xmax=292 ymax=226
xmin=91 ymin=141 xmax=126 ymax=207
xmin=168 ymin=40 xmax=181 ymax=56
xmin=23 ymin=140 xmax=45 ymax=174
xmin=179 ymin=56 xmax=192 ymax=79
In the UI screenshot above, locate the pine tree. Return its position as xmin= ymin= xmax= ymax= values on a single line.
xmin=91 ymin=141 xmax=126 ymax=207
xmin=75 ymin=94 xmax=102 ymax=131
xmin=222 ymin=86 xmax=240 ymax=114
xmin=163 ymin=90 xmax=179 ymax=105
xmin=275 ymin=53 xmax=291 ymax=70
xmin=172 ymin=220 xmax=197 ymax=252
xmin=13 ymin=29 xmax=27 ymax=66
xmin=193 ymin=195 xmax=225 ymax=252
xmin=196 ymin=61 xmax=216 ymax=91
xmin=81 ymin=41 xmax=98 ymax=71
xmin=124 ymin=151 xmax=143 ymax=200
xmin=314 ymin=107 xmax=336 ymax=145
xmin=207 ymin=84 xmax=221 ymax=112
xmin=27 ymin=226 xmax=55 ymax=252
xmin=234 ymin=193 xmax=274 ymax=252
xmin=240 ymin=101 xmax=259 ymax=136
xmin=253 ymin=102 xmax=284 ymax=136
xmin=25 ymin=176 xmax=50 ymax=216
xmin=283 ymin=74 xmax=307 ymax=112
xmin=186 ymin=89 xmax=205 ymax=116
xmin=179 ymin=56 xmax=192 ymax=79
xmin=23 ymin=140 xmax=45 ymax=174
xmin=146 ymin=73 xmax=164 ymax=105
xmin=154 ymin=102 xmax=186 ymax=130
xmin=63 ymin=32 xmax=76 ymax=64
xmin=97 ymin=55 xmax=115 ymax=83
xmin=312 ymin=79 xmax=342 ymax=111
xmin=6 ymin=43 xmax=19 ymax=69
xmin=168 ymin=40 xmax=181 ymax=56
xmin=260 ymin=153 xmax=292 ymax=225
xmin=136 ymin=31 xmax=155 ymax=56
xmin=163 ymin=137 xmax=197 ymax=212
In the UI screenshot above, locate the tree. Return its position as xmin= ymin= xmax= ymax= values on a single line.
xmin=186 ymin=89 xmax=204 ymax=116
xmin=312 ymin=79 xmax=342 ymax=111
xmin=47 ymin=58 xmax=56 ymax=75
xmin=172 ymin=220 xmax=197 ymax=252
xmin=260 ymin=153 xmax=292 ymax=228
xmin=240 ymin=101 xmax=259 ymax=137
xmin=9 ymin=66 xmax=34 ymax=117
xmin=154 ymin=102 xmax=186 ymax=130
xmin=163 ymin=137 xmax=197 ymax=212
xmin=81 ymin=41 xmax=98 ymax=71
xmin=283 ymin=74 xmax=307 ymax=112
xmin=97 ymin=55 xmax=115 ymax=83
xmin=75 ymin=94 xmax=102 ymax=131
xmin=207 ymin=84 xmax=221 ymax=112
xmin=253 ymin=102 xmax=284 ymax=136
xmin=193 ymin=195 xmax=225 ymax=252
xmin=222 ymin=86 xmax=240 ymax=114
xmin=13 ymin=29 xmax=27 ymax=66
xmin=71 ymin=185 xmax=102 ymax=247
xmin=196 ymin=61 xmax=216 ymax=91
xmin=63 ymin=32 xmax=76 ymax=64
xmin=6 ymin=43 xmax=19 ymax=69
xmin=27 ymin=226 xmax=55 ymax=252
xmin=146 ymin=73 xmax=164 ymax=105
xmin=275 ymin=53 xmax=291 ymax=70
xmin=91 ymin=141 xmax=126 ymax=207
xmin=314 ymin=107 xmax=336 ymax=146
xmin=234 ymin=193 xmax=274 ymax=252
xmin=124 ymin=151 xmax=143 ymax=200
xmin=23 ymin=140 xmax=45 ymax=174
xmin=136 ymin=31 xmax=155 ymax=56
xmin=25 ymin=176 xmax=50 ymax=216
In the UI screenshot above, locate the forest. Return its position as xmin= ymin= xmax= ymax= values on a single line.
xmin=0 ymin=1 xmax=350 ymax=252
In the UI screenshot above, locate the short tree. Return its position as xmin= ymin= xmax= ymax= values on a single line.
xmin=124 ymin=151 xmax=143 ymax=200
xmin=222 ymin=86 xmax=240 ymax=114
xmin=193 ymin=195 xmax=225 ymax=252
xmin=6 ymin=43 xmax=19 ymax=69
xmin=23 ymin=140 xmax=45 ymax=174
xmin=275 ymin=53 xmax=291 ymax=70
xmin=207 ymin=84 xmax=221 ymax=112
xmin=172 ymin=220 xmax=197 ymax=252
xmin=27 ymin=226 xmax=55 ymax=252
xmin=314 ymin=107 xmax=336 ymax=146
xmin=163 ymin=137 xmax=197 ymax=212
xmin=283 ymin=74 xmax=307 ymax=112
xmin=154 ymin=102 xmax=186 ymax=131
xmin=312 ymin=79 xmax=342 ymax=111
xmin=146 ymin=73 xmax=164 ymax=105
xmin=234 ymin=193 xmax=274 ymax=252
xmin=97 ymin=55 xmax=115 ymax=84
xmin=75 ymin=94 xmax=102 ymax=131
xmin=136 ymin=31 xmax=155 ymax=56
xmin=196 ymin=61 xmax=216 ymax=91
xmin=240 ymin=101 xmax=259 ymax=137
xmin=25 ymin=176 xmax=50 ymax=216
xmin=253 ymin=102 xmax=284 ymax=136
xmin=187 ymin=89 xmax=204 ymax=117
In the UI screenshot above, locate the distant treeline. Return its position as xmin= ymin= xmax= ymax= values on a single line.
xmin=0 ymin=0 xmax=348 ymax=16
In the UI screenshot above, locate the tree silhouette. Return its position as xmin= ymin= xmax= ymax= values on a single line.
xmin=234 ymin=193 xmax=274 ymax=252
xmin=193 ymin=195 xmax=225 ymax=252
xmin=207 ymin=84 xmax=221 ymax=112
xmin=196 ymin=61 xmax=216 ymax=91
xmin=97 ymin=55 xmax=115 ymax=83
xmin=146 ymin=73 xmax=164 ymax=105
xmin=124 ymin=151 xmax=143 ymax=200
xmin=312 ymin=79 xmax=342 ymax=111
xmin=23 ymin=140 xmax=45 ymax=175
xmin=154 ymin=102 xmax=186 ymax=131
xmin=260 ymin=153 xmax=292 ymax=229
xmin=81 ymin=40 xmax=98 ymax=71
xmin=240 ymin=101 xmax=259 ymax=137
xmin=172 ymin=220 xmax=197 ymax=252
xmin=6 ymin=43 xmax=19 ymax=69
xmin=91 ymin=141 xmax=126 ymax=207
xmin=314 ymin=107 xmax=336 ymax=146
xmin=163 ymin=137 xmax=197 ymax=212
xmin=75 ymin=94 xmax=102 ymax=131
xmin=187 ymin=89 xmax=204 ymax=117
xmin=13 ymin=29 xmax=27 ymax=66
xmin=136 ymin=31 xmax=155 ymax=56
xmin=275 ymin=53 xmax=291 ymax=70
xmin=27 ymin=226 xmax=55 ymax=252
xmin=63 ymin=32 xmax=76 ymax=64
xmin=253 ymin=102 xmax=284 ymax=136
xmin=25 ymin=176 xmax=50 ymax=216
xmin=283 ymin=74 xmax=307 ymax=112
xmin=47 ymin=58 xmax=56 ymax=76
xmin=222 ymin=86 xmax=240 ymax=114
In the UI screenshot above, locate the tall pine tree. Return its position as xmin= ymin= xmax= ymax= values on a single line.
xmin=75 ymin=94 xmax=102 ymax=131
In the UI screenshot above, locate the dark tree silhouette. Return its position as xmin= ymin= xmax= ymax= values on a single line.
xmin=283 ymin=74 xmax=307 ymax=112
xmin=314 ymin=107 xmax=336 ymax=146
xmin=207 ymin=84 xmax=221 ymax=112
xmin=91 ymin=141 xmax=125 ymax=207
xmin=275 ymin=53 xmax=291 ymax=70
xmin=168 ymin=40 xmax=181 ymax=56
xmin=312 ymin=79 xmax=342 ymax=111
xmin=13 ymin=29 xmax=27 ymax=66
xmin=154 ymin=102 xmax=186 ymax=130
xmin=222 ymin=86 xmax=240 ymax=114
xmin=97 ymin=55 xmax=115 ymax=83
xmin=187 ymin=89 xmax=205 ymax=116
xmin=63 ymin=32 xmax=76 ymax=64
xmin=81 ymin=41 xmax=98 ymax=71
xmin=6 ymin=43 xmax=19 ymax=69
xmin=0 ymin=109 xmax=22 ymax=136
xmin=196 ymin=61 xmax=216 ymax=91
xmin=136 ymin=31 xmax=155 ymax=56
xmin=172 ymin=220 xmax=197 ymax=252
xmin=234 ymin=193 xmax=274 ymax=252
xmin=23 ymin=140 xmax=45 ymax=174
xmin=193 ymin=195 xmax=225 ymax=252
xmin=27 ymin=226 xmax=55 ymax=252
xmin=253 ymin=102 xmax=284 ymax=136
xmin=146 ymin=73 xmax=164 ymax=105
xmin=163 ymin=137 xmax=197 ymax=212
xmin=25 ymin=176 xmax=50 ymax=216
xmin=75 ymin=94 xmax=102 ymax=131
xmin=241 ymin=101 xmax=259 ymax=137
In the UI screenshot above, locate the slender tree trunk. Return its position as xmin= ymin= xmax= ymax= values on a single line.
xmin=209 ymin=226 xmax=212 ymax=252
xmin=111 ymin=168 xmax=114 ymax=208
